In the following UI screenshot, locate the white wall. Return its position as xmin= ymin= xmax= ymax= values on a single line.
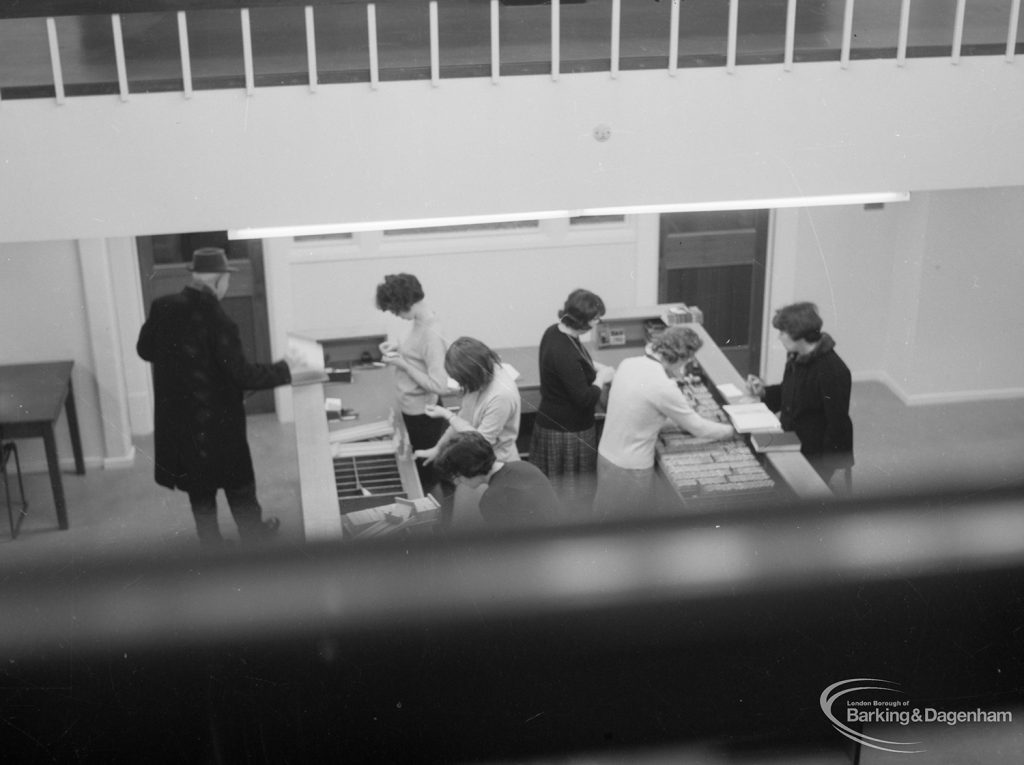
xmin=772 ymin=187 xmax=1024 ymax=403
xmin=0 ymin=239 xmax=144 ymax=471
xmin=0 ymin=242 xmax=104 ymax=470
xmin=905 ymin=187 xmax=1024 ymax=401
xmin=265 ymin=217 xmax=659 ymax=420
xmin=786 ymin=203 xmax=904 ymax=379
xmin=1 ymin=57 xmax=1022 ymax=243
xmin=286 ymin=220 xmax=648 ymax=347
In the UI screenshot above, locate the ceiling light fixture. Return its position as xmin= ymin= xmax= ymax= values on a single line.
xmin=227 ymin=192 xmax=910 ymax=240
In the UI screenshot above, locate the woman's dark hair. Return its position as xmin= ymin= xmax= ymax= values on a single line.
xmin=772 ymin=302 xmax=823 ymax=342
xmin=558 ymin=288 xmax=606 ymax=331
xmin=375 ymin=273 xmax=424 ymax=314
xmin=445 ymin=336 xmax=502 ymax=393
xmin=650 ymin=325 xmax=703 ymax=364
xmin=434 ymin=432 xmax=496 ymax=481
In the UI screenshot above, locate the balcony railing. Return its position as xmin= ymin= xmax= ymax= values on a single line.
xmin=0 ymin=0 xmax=1021 ymax=101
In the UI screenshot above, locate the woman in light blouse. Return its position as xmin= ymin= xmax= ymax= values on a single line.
xmin=415 ymin=336 xmax=522 ymax=465
xmin=375 ymin=273 xmax=450 ymax=494
xmin=595 ymin=325 xmax=735 ymax=517
xmin=415 ymin=337 xmax=522 ymax=525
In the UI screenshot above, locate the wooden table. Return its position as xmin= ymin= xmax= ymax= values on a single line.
xmin=0 ymin=361 xmax=85 ymax=530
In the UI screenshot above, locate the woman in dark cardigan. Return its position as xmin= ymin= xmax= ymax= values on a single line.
xmin=749 ymin=302 xmax=854 ymax=488
xmin=528 ymin=289 xmax=615 ymax=513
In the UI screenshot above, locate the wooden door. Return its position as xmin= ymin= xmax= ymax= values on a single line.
xmin=136 ymin=232 xmax=276 ymax=414
xmin=658 ymin=211 xmax=769 ymax=377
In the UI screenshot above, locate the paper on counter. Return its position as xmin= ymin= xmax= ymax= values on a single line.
xmin=330 ymin=439 xmax=398 ymax=459
xmin=328 ymin=418 xmax=395 ymax=444
xmin=287 ymin=332 xmax=329 ymax=384
xmin=716 ymin=383 xmax=744 ymax=401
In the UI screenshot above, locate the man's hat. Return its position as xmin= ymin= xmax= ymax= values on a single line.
xmin=188 ymin=247 xmax=238 ymax=273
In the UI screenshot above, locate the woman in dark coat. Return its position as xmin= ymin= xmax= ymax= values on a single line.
xmin=749 ymin=302 xmax=854 ymax=488
xmin=137 ymin=249 xmax=293 ymax=546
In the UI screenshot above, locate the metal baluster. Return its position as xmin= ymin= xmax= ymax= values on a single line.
xmin=305 ymin=6 xmax=318 ymax=92
xmin=552 ymin=0 xmax=560 ymax=82
xmin=178 ymin=11 xmax=193 ymax=98
xmin=611 ymin=0 xmax=621 ymax=78
xmin=727 ymin=0 xmax=738 ymax=73
xmin=897 ymin=0 xmax=911 ymax=67
xmin=241 ymin=8 xmax=255 ymax=95
xmin=951 ymin=0 xmax=966 ymax=63
xmin=368 ymin=4 xmax=379 ymax=89
xmin=491 ymin=0 xmax=500 ymax=83
xmin=46 ymin=17 xmax=65 ymax=104
xmin=784 ymin=0 xmax=797 ymax=71
xmin=1008 ymin=0 xmax=1021 ymax=61
xmin=430 ymin=1 xmax=440 ymax=87
xmin=112 ymin=14 xmax=129 ymax=101
xmin=840 ymin=0 xmax=855 ymax=69
xmin=669 ymin=0 xmax=680 ymax=75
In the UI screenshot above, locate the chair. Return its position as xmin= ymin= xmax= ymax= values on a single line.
xmin=1 ymin=441 xmax=28 ymax=539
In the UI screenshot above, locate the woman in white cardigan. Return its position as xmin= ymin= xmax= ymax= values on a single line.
xmin=595 ymin=325 xmax=735 ymax=517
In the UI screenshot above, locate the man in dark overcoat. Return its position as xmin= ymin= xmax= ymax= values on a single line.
xmin=137 ymin=247 xmax=294 ymax=547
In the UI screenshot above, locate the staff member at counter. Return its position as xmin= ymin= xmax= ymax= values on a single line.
xmin=375 ymin=273 xmax=451 ymax=494
xmin=595 ymin=325 xmax=736 ymax=516
xmin=435 ymin=432 xmax=561 ymax=527
xmin=416 ymin=337 xmax=522 ymax=524
xmin=530 ymin=289 xmax=616 ymax=513
xmin=416 ymin=337 xmax=522 ymax=464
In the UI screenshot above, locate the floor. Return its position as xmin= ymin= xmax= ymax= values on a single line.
xmin=0 ymin=410 xmax=305 ymax=566
xmin=2 ymin=379 xmax=1021 ymax=566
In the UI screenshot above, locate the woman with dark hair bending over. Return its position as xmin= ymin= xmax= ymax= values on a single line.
xmin=415 ymin=337 xmax=522 ymax=524
xmin=530 ymin=288 xmax=615 ymax=513
xmin=748 ymin=302 xmax=854 ymax=489
xmin=375 ymin=273 xmax=450 ymax=494
xmin=434 ymin=432 xmax=561 ymax=527
xmin=416 ymin=336 xmax=522 ymax=465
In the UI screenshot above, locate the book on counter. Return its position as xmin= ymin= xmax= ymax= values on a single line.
xmin=749 ymin=430 xmax=802 ymax=453
xmin=722 ymin=402 xmax=783 ymax=433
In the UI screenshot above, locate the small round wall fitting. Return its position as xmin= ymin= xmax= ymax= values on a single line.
xmin=593 ymin=124 xmax=612 ymax=142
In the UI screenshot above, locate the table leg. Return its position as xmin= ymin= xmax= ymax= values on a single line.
xmin=43 ymin=424 xmax=69 ymax=530
xmin=65 ymin=377 xmax=85 ymax=475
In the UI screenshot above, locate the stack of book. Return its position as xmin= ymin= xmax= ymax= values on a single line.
xmin=749 ymin=431 xmax=802 ymax=453
xmin=722 ymin=403 xmax=783 ymax=434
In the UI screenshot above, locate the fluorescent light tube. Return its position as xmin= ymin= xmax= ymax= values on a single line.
xmin=227 ymin=192 xmax=910 ymax=240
